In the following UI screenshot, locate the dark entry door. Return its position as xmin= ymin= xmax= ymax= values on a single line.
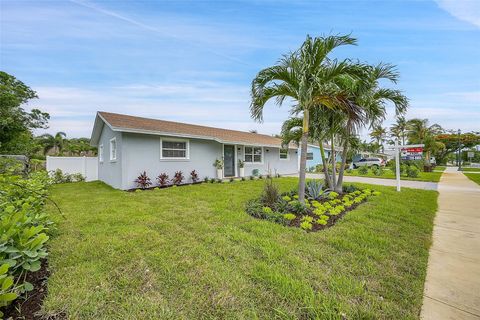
xmin=224 ymin=145 xmax=235 ymax=177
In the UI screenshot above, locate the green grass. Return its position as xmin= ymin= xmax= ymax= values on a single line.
xmin=464 ymin=173 xmax=480 ymax=186
xmin=344 ymin=168 xmax=443 ymax=182
xmin=434 ymin=166 xmax=446 ymax=172
xmin=44 ymin=179 xmax=438 ymax=319
xmin=461 ymin=167 xmax=480 ymax=172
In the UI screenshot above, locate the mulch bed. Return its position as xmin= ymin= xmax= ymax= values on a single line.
xmin=3 ymin=260 xmax=66 ymax=320
xmin=286 ymin=197 xmax=367 ymax=232
xmin=126 ymin=181 xmax=204 ymax=192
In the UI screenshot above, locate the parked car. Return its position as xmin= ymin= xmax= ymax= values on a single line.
xmin=352 ymin=157 xmax=385 ymax=169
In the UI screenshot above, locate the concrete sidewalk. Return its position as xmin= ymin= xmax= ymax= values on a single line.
xmin=421 ymin=167 xmax=480 ymax=319
xmin=303 ymin=173 xmax=438 ymax=190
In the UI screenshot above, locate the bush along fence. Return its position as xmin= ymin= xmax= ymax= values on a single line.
xmin=0 ymin=171 xmax=57 ymax=317
xmin=246 ymin=179 xmax=380 ymax=232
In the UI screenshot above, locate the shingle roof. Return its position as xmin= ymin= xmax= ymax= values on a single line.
xmin=97 ymin=111 xmax=296 ymax=148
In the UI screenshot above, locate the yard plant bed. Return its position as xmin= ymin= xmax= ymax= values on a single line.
xmin=44 ymin=178 xmax=437 ymax=319
xmin=3 ymin=260 xmax=65 ymax=320
xmin=344 ymin=167 xmax=443 ymax=182
xmin=246 ymin=181 xmax=380 ymax=232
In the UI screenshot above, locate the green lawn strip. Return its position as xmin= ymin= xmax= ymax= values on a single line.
xmin=464 ymin=173 xmax=480 ymax=186
xmin=461 ymin=167 xmax=480 ymax=172
xmin=434 ymin=166 xmax=446 ymax=172
xmin=44 ymin=178 xmax=438 ymax=319
xmin=344 ymin=168 xmax=442 ymax=182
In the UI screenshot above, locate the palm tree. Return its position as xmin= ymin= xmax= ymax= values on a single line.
xmin=250 ymin=34 xmax=357 ymax=202
xmin=38 ymin=132 xmax=66 ymax=155
xmin=390 ymin=115 xmax=407 ymax=145
xmin=370 ymin=125 xmax=387 ymax=153
xmin=334 ymin=63 xmax=408 ymax=192
xmin=407 ymin=119 xmax=444 ymax=164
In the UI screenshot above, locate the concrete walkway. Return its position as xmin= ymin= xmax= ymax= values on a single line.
xmin=421 ymin=167 xmax=480 ymax=319
xmin=303 ymin=173 xmax=438 ymax=190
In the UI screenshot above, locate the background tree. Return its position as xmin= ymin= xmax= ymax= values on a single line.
xmin=390 ymin=115 xmax=408 ymax=145
xmin=38 ymin=132 xmax=67 ymax=155
xmin=0 ymin=72 xmax=49 ymax=155
xmin=407 ymin=118 xmax=444 ymax=165
xmin=370 ymin=125 xmax=387 ymax=153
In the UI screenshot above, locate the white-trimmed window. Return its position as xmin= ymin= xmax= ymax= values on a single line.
xmin=109 ymin=137 xmax=117 ymax=161
xmin=306 ymin=152 xmax=314 ymax=160
xmin=244 ymin=146 xmax=262 ymax=163
xmin=161 ymin=139 xmax=189 ymax=159
xmin=99 ymin=144 xmax=104 ymax=162
xmin=279 ymin=148 xmax=289 ymax=160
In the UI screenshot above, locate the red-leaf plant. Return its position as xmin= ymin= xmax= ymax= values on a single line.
xmin=190 ymin=170 xmax=199 ymax=183
xmin=172 ymin=171 xmax=184 ymax=185
xmin=135 ymin=171 xmax=152 ymax=189
xmin=157 ymin=173 xmax=169 ymax=187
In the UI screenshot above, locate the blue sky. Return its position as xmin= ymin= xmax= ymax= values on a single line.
xmin=1 ymin=0 xmax=479 ymax=139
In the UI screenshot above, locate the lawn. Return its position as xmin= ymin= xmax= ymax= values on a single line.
xmin=464 ymin=173 xmax=480 ymax=186
xmin=461 ymin=167 xmax=480 ymax=172
xmin=344 ymin=168 xmax=443 ymax=182
xmin=434 ymin=166 xmax=446 ymax=172
xmin=44 ymin=178 xmax=438 ymax=319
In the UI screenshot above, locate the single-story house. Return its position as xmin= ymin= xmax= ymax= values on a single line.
xmin=90 ymin=112 xmax=298 ymax=190
xmin=302 ymin=144 xmax=342 ymax=171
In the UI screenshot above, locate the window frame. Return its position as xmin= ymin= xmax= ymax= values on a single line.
xmin=279 ymin=148 xmax=289 ymax=160
xmin=306 ymin=152 xmax=314 ymax=161
xmin=160 ymin=138 xmax=190 ymax=160
xmin=99 ymin=144 xmax=104 ymax=163
xmin=109 ymin=137 xmax=117 ymax=162
xmin=243 ymin=145 xmax=263 ymax=164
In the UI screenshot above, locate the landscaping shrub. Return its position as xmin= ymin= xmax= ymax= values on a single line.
xmin=190 ymin=170 xmax=199 ymax=183
xmin=0 ymin=171 xmax=55 ymax=313
xmin=407 ymin=165 xmax=420 ymax=178
xmin=249 ymin=176 xmax=255 ymax=180
xmin=172 ymin=171 xmax=184 ymax=185
xmin=358 ymin=166 xmax=368 ymax=175
xmin=135 ymin=171 xmax=152 ymax=189
xmin=229 ymin=178 xmax=234 ymax=182
xmin=50 ymin=169 xmax=85 ymax=184
xmin=203 ymin=177 xmax=209 ymax=183
xmin=371 ymin=166 xmax=384 ymax=176
xmin=157 ymin=173 xmax=169 ymax=187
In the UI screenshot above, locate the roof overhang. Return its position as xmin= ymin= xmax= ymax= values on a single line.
xmin=90 ymin=112 xmax=297 ymax=149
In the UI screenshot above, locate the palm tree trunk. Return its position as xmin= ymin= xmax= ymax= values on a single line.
xmin=335 ymin=121 xmax=351 ymax=193
xmin=331 ymin=134 xmax=337 ymax=188
xmin=298 ymin=109 xmax=309 ymax=204
xmin=319 ymin=140 xmax=332 ymax=189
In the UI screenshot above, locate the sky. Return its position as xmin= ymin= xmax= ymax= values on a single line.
xmin=1 ymin=0 xmax=479 ymax=140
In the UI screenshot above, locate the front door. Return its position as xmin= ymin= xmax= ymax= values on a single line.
xmin=223 ymin=145 xmax=235 ymax=177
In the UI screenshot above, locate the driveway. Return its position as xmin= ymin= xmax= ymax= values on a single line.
xmin=421 ymin=167 xmax=480 ymax=319
xmin=303 ymin=173 xmax=438 ymax=190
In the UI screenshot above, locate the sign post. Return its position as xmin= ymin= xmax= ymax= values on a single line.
xmin=393 ymin=142 xmax=425 ymax=192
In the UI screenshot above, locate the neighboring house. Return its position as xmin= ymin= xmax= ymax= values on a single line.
xmin=90 ymin=112 xmax=298 ymax=190
xmin=301 ymin=144 xmax=342 ymax=171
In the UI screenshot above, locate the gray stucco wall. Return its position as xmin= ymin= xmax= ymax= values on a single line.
xmin=121 ymin=133 xmax=222 ymax=189
xmin=97 ymin=124 xmax=123 ymax=189
xmin=96 ymin=126 xmax=299 ymax=189
xmin=240 ymin=147 xmax=298 ymax=177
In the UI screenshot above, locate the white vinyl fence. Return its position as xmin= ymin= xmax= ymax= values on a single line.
xmin=46 ymin=156 xmax=98 ymax=181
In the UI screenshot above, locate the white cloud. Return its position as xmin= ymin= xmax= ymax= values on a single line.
xmin=435 ymin=0 xmax=480 ymax=27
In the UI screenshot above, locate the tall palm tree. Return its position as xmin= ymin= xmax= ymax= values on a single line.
xmin=370 ymin=125 xmax=387 ymax=153
xmin=38 ymin=131 xmax=66 ymax=155
xmin=334 ymin=63 xmax=408 ymax=192
xmin=390 ymin=115 xmax=407 ymax=145
xmin=407 ymin=119 xmax=444 ymax=164
xmin=250 ymin=34 xmax=358 ymax=202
